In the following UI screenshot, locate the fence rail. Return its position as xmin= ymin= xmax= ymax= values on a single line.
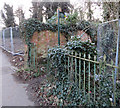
xmin=68 ymin=54 xmax=119 ymax=68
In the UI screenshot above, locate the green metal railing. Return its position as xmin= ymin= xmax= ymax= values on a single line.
xmin=27 ymin=44 xmax=119 ymax=106
xmin=27 ymin=43 xmax=37 ymax=69
xmin=47 ymin=49 xmax=119 ymax=106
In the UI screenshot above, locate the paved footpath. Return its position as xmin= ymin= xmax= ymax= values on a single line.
xmin=0 ymin=48 xmax=34 ymax=106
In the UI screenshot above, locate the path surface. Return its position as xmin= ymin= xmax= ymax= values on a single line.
xmin=0 ymin=48 xmax=2 ymax=107
xmin=1 ymin=48 xmax=34 ymax=106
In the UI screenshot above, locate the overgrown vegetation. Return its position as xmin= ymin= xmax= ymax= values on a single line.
xmin=98 ymin=23 xmax=117 ymax=63
xmin=20 ymin=18 xmax=97 ymax=44
xmin=1 ymin=0 xmax=120 ymax=107
xmin=14 ymin=57 xmax=47 ymax=82
xmin=15 ymin=67 xmax=45 ymax=81
xmin=45 ymin=40 xmax=120 ymax=106
xmin=47 ymin=12 xmax=79 ymax=25
xmin=46 ymin=41 xmax=96 ymax=106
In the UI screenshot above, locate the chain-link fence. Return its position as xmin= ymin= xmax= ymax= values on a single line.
xmin=97 ymin=19 xmax=119 ymax=65
xmin=97 ymin=19 xmax=120 ymax=90
xmin=1 ymin=26 xmax=25 ymax=55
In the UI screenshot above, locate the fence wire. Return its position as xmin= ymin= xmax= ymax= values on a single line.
xmin=1 ymin=26 xmax=25 ymax=55
xmin=97 ymin=20 xmax=119 ymax=65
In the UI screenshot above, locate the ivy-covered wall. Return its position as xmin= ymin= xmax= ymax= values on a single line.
xmin=29 ymin=30 xmax=91 ymax=58
xmin=20 ymin=18 xmax=96 ymax=59
xmin=31 ymin=30 xmax=67 ymax=57
xmin=20 ymin=18 xmax=97 ymax=44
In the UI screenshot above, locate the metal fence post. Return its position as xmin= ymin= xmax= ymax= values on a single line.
xmin=10 ymin=27 xmax=14 ymax=54
xmin=83 ymin=53 xmax=86 ymax=96
xmin=114 ymin=18 xmax=120 ymax=105
xmin=68 ymin=50 xmax=70 ymax=80
xmin=94 ymin=56 xmax=96 ymax=101
xmin=2 ymin=29 xmax=5 ymax=48
xmin=58 ymin=9 xmax=60 ymax=46
xmin=79 ymin=53 xmax=81 ymax=90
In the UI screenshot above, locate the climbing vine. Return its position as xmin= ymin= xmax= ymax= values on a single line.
xmin=46 ymin=40 xmax=96 ymax=106
xmin=20 ymin=18 xmax=97 ymax=44
xmin=46 ymin=40 xmax=120 ymax=106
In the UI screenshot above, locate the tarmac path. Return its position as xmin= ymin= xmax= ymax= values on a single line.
xmin=0 ymin=48 xmax=34 ymax=106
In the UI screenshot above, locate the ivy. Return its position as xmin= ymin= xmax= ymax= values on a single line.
xmin=20 ymin=18 xmax=97 ymax=44
xmin=46 ymin=40 xmax=120 ymax=106
xmin=66 ymin=40 xmax=97 ymax=55
xmin=46 ymin=40 xmax=96 ymax=106
xmin=47 ymin=12 xmax=79 ymax=25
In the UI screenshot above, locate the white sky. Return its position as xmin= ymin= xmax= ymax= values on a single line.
xmin=0 ymin=0 xmax=102 ymax=26
xmin=0 ymin=0 xmax=32 ymax=18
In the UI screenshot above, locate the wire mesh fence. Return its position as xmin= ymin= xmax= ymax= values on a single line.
xmin=97 ymin=19 xmax=120 ymax=95
xmin=14 ymin=18 xmax=119 ymax=106
xmin=97 ymin=19 xmax=119 ymax=65
xmin=1 ymin=26 xmax=25 ymax=55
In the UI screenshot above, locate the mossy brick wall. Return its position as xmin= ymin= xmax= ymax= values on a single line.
xmin=26 ymin=30 xmax=91 ymax=58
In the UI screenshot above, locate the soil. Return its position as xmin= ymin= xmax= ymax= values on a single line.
xmin=26 ymin=75 xmax=59 ymax=106
xmin=2 ymin=49 xmax=24 ymax=69
xmin=26 ymin=75 xmax=47 ymax=106
xmin=2 ymin=49 xmax=54 ymax=105
xmin=2 ymin=48 xmax=120 ymax=106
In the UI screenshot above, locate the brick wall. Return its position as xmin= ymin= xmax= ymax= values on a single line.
xmin=28 ymin=30 xmax=91 ymax=58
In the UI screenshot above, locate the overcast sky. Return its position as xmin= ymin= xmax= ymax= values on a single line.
xmin=0 ymin=0 xmax=81 ymax=16
xmin=0 ymin=0 xmax=103 ymax=26
xmin=0 ymin=0 xmax=32 ymax=18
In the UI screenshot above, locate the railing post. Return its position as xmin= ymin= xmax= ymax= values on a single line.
xmin=111 ymin=60 xmax=116 ymax=106
xmin=64 ymin=53 xmax=66 ymax=73
xmin=75 ymin=52 xmax=77 ymax=84
xmin=70 ymin=50 xmax=74 ymax=82
xmin=33 ymin=44 xmax=36 ymax=69
xmin=79 ymin=53 xmax=81 ymax=90
xmin=47 ymin=48 xmax=50 ymax=74
xmin=83 ymin=53 xmax=86 ymax=96
xmin=68 ymin=50 xmax=70 ymax=80
xmin=30 ymin=44 xmax=32 ymax=67
xmin=99 ymin=59 xmax=102 ymax=100
xmin=94 ymin=56 xmax=96 ymax=101
xmin=58 ymin=9 xmax=60 ymax=46
xmin=88 ymin=54 xmax=91 ymax=102
xmin=10 ymin=27 xmax=14 ymax=54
